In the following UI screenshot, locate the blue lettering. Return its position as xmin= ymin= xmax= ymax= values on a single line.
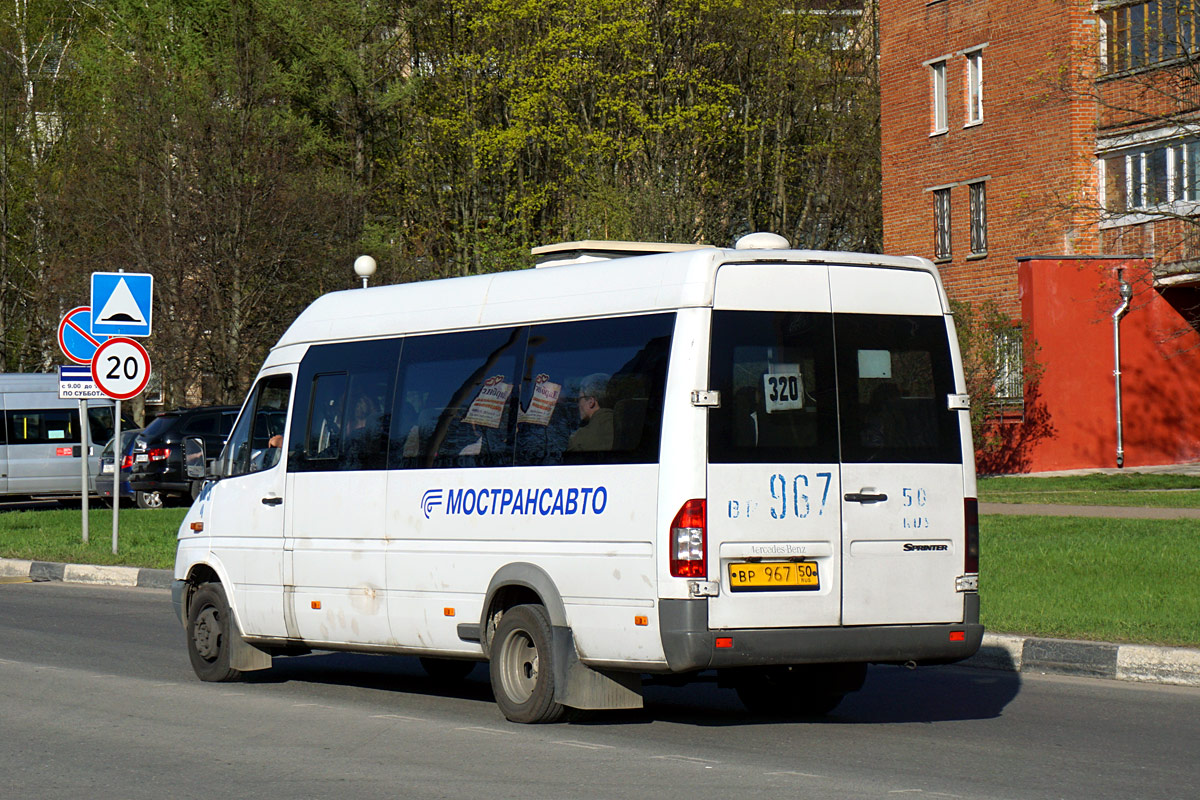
xmin=728 ymin=500 xmax=739 ymax=518
xmin=462 ymin=488 xmax=476 ymax=515
xmin=592 ymin=486 xmax=608 ymax=514
xmin=476 ymin=488 xmax=489 ymax=515
xmin=565 ymin=488 xmax=579 ymax=515
xmin=539 ymin=488 xmax=553 ymax=515
xmin=551 ymin=489 xmax=565 ymax=515
xmin=525 ymin=488 xmax=538 ymax=515
xmin=490 ymin=488 xmax=501 ymax=514
xmin=579 ymin=487 xmax=593 ymax=515
xmin=447 ymin=489 xmax=463 ymax=514
xmin=770 ymin=474 xmax=786 ymax=519
xmin=499 ymin=488 xmax=514 ymax=514
xmin=512 ymin=490 xmax=525 ymax=514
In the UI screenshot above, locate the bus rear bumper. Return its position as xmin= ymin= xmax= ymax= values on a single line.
xmin=659 ymin=596 xmax=983 ymax=672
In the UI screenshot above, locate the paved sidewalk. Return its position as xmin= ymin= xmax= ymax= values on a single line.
xmin=2 ymin=556 xmax=1198 ymax=690
xmin=981 ymin=502 xmax=1200 ymax=519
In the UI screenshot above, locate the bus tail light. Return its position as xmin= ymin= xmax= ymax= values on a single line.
xmin=964 ymin=498 xmax=979 ymax=574
xmin=670 ymin=499 xmax=707 ymax=578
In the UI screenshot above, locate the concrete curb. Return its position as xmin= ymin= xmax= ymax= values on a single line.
xmin=0 ymin=557 xmax=172 ymax=590
xmin=4 ymin=557 xmax=1199 ymax=689
xmin=961 ymin=632 xmax=1200 ymax=687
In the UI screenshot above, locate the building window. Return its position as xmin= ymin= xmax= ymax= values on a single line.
xmin=1103 ymin=1 xmax=1197 ymax=74
xmin=993 ymin=329 xmax=1024 ymax=405
xmin=934 ymin=188 xmax=952 ymax=260
xmin=1102 ymin=137 xmax=1200 ymax=212
xmin=966 ymin=50 xmax=983 ymax=124
xmin=969 ymin=182 xmax=987 ymax=255
xmin=931 ymin=60 xmax=948 ymax=134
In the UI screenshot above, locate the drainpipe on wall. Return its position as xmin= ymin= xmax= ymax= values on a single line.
xmin=1112 ymin=269 xmax=1133 ymax=468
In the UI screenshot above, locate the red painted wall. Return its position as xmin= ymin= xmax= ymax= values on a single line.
xmin=984 ymin=257 xmax=1200 ymax=473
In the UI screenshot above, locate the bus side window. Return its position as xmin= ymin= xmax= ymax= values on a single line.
xmin=6 ymin=409 xmax=81 ymax=445
xmin=224 ymin=374 xmax=293 ymax=477
xmin=515 ymin=313 xmax=674 ymax=467
xmin=289 ymin=338 xmax=402 ymax=473
xmin=389 ymin=327 xmax=526 ymax=471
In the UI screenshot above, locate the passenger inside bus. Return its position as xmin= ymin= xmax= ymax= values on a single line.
xmin=567 ymin=373 xmax=614 ymax=452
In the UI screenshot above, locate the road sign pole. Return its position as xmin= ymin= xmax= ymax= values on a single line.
xmin=80 ymin=399 xmax=90 ymax=544
xmin=112 ymin=402 xmax=121 ymax=555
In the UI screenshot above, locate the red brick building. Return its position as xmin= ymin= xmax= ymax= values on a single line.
xmin=880 ymin=0 xmax=1200 ymax=472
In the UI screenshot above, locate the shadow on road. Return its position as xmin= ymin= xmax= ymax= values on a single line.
xmin=253 ymin=653 xmax=1021 ymax=727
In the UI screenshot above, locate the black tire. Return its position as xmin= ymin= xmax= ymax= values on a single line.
xmin=419 ymin=657 xmax=477 ymax=683
xmin=489 ymin=604 xmax=567 ymax=723
xmin=136 ymin=489 xmax=163 ymax=509
xmin=733 ymin=663 xmax=867 ymax=717
xmin=186 ymin=583 xmax=245 ymax=682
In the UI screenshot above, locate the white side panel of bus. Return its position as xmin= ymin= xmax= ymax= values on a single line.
xmin=205 ymin=459 xmax=288 ymax=638
xmin=288 ymin=470 xmax=391 ymax=646
xmin=383 ymin=464 xmax=663 ymax=663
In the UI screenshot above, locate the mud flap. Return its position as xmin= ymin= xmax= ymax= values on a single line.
xmin=229 ymin=620 xmax=273 ymax=672
xmin=551 ymin=627 xmax=643 ymax=710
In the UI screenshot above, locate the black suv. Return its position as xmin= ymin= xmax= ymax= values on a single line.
xmin=129 ymin=405 xmax=238 ymax=508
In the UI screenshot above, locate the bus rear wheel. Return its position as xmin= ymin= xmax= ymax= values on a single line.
xmin=489 ymin=604 xmax=567 ymax=724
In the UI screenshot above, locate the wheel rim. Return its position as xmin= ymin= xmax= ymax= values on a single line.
xmin=498 ymin=628 xmax=539 ymax=704
xmin=192 ymin=606 xmax=222 ymax=662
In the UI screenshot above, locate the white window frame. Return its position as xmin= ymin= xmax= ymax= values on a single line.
xmin=993 ymin=329 xmax=1024 ymax=406
xmin=1097 ymin=126 xmax=1200 ymax=227
xmin=965 ymin=49 xmax=983 ymax=125
xmin=930 ymin=59 xmax=948 ymax=135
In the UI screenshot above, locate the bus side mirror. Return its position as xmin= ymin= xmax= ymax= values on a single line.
xmin=185 ymin=437 xmax=207 ymax=479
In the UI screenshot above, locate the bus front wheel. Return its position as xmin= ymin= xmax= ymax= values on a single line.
xmin=489 ymin=604 xmax=567 ymax=724
xmin=186 ymin=582 xmax=244 ymax=683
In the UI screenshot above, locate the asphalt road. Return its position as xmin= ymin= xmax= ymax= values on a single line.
xmin=2 ymin=582 xmax=1198 ymax=800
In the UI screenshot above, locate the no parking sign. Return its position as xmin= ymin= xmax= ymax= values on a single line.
xmin=57 ymin=306 xmax=110 ymax=365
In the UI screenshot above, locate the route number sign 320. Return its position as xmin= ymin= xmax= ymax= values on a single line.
xmin=91 ymin=337 xmax=152 ymax=400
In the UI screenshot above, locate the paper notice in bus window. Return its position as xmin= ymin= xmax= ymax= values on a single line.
xmin=517 ymin=374 xmax=561 ymax=426
xmin=763 ymin=368 xmax=805 ymax=414
xmin=859 ymin=349 xmax=892 ymax=379
xmin=463 ymin=375 xmax=513 ymax=429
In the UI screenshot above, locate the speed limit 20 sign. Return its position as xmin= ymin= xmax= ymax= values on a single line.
xmin=91 ymin=337 xmax=152 ymax=400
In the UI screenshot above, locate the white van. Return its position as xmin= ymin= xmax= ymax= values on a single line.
xmin=173 ymin=234 xmax=981 ymax=723
xmin=0 ymin=374 xmax=125 ymax=498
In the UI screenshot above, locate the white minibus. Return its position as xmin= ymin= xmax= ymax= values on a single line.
xmin=0 ymin=374 xmax=125 ymax=498
xmin=173 ymin=233 xmax=982 ymax=722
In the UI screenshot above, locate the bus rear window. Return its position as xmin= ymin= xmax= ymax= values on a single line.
xmin=709 ymin=311 xmax=962 ymax=465
xmin=708 ymin=311 xmax=840 ymax=464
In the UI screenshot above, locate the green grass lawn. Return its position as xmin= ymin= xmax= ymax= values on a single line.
xmin=979 ymin=473 xmax=1200 ymax=507
xmin=981 ymin=514 xmax=1200 ymax=647
xmin=0 ymin=507 xmax=187 ymax=570
xmin=3 ymin=505 xmax=1198 ymax=648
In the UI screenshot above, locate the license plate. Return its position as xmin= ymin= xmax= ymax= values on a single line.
xmin=727 ymin=561 xmax=819 ymax=592
xmin=135 ymin=454 xmax=148 ymax=463
xmin=101 ymin=464 xmax=114 ymax=474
